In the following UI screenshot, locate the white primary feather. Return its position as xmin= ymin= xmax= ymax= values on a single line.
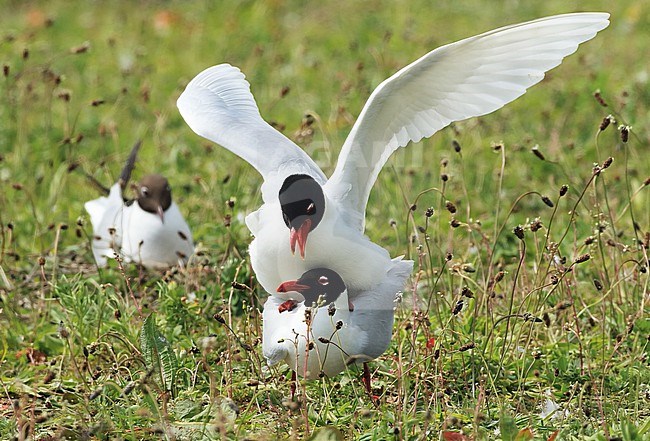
xmin=177 ymin=64 xmax=327 ymax=200
xmin=324 ymin=12 xmax=609 ymax=230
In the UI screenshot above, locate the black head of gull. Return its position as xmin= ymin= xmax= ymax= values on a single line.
xmin=136 ymin=174 xmax=172 ymax=223
xmin=278 ymin=174 xmax=325 ymax=258
xmin=277 ymin=267 xmax=345 ymax=307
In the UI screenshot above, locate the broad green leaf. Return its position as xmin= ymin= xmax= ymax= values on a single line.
xmin=140 ymin=313 xmax=178 ymax=397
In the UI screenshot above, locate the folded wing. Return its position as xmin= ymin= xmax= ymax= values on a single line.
xmin=325 ymin=12 xmax=609 ymax=230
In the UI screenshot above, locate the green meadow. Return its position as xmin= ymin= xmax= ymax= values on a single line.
xmin=0 ymin=0 xmax=648 ymax=439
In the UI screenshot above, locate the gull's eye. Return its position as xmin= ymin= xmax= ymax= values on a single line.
xmin=165 ymin=185 xmax=171 ymax=192
xmin=318 ymin=276 xmax=329 ymax=285
xmin=306 ymin=202 xmax=315 ymax=215
xmin=141 ymin=186 xmax=149 ymax=197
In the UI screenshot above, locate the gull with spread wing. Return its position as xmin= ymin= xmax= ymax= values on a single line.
xmin=177 ymin=13 xmax=609 ymax=305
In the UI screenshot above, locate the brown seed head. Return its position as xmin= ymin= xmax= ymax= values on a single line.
xmin=593 ymin=279 xmax=603 ymax=291
xmin=532 ymin=146 xmax=545 ymax=161
xmin=513 ymin=225 xmax=525 ymax=240
xmin=574 ymin=254 xmax=591 ymax=264
xmin=593 ymin=90 xmax=608 ymax=107
xmin=445 ymin=201 xmax=457 ymax=214
xmin=541 ymin=196 xmax=554 ymax=208
xmin=602 ymin=157 xmax=613 ymax=169
xmin=559 ymin=185 xmax=568 ymax=197
xmin=619 ymin=125 xmax=630 ymax=143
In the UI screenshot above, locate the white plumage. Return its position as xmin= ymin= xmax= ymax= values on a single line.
xmin=177 ymin=13 xmax=609 ymax=378
xmin=85 ymin=182 xmax=194 ymax=269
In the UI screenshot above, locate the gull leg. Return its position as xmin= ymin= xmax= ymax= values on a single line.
xmin=362 ymin=362 xmax=372 ymax=395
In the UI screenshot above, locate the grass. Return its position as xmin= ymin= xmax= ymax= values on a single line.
xmin=0 ymin=0 xmax=648 ymax=439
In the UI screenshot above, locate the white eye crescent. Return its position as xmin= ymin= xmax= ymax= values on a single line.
xmin=318 ymin=276 xmax=329 ymax=285
xmin=306 ymin=202 xmax=315 ymax=215
xmin=141 ymin=186 xmax=149 ymax=196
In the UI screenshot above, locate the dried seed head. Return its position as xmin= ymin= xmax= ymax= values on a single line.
xmin=231 ymin=281 xmax=247 ymax=290
xmin=425 ymin=207 xmax=434 ymax=218
xmin=280 ymin=85 xmax=290 ymax=98
xmin=445 ymin=201 xmax=457 ymax=214
xmin=531 ymin=145 xmax=545 ymax=161
xmin=459 ymin=342 xmax=475 ymax=352
xmin=410 ymin=204 xmax=417 ymax=212
xmin=584 ymin=236 xmax=596 ymax=246
xmin=644 ymin=177 xmax=650 ymax=186
xmin=389 ymin=218 xmax=397 ymax=227
xmin=213 ymin=313 xmax=226 ymax=324
xmin=38 ymin=256 xmax=46 ymax=266
xmin=91 ymin=99 xmax=105 ymax=107
xmin=550 ymin=275 xmax=559 ymax=285
xmin=318 ymin=337 xmax=330 ymax=344
xmin=574 ymin=253 xmax=591 ymax=264
xmin=619 ymin=125 xmax=630 ymax=143
xmin=445 ymin=252 xmax=453 ymax=262
xmin=452 ymin=300 xmax=463 ymax=315
xmin=327 ymin=303 xmax=336 ymax=316
xmin=542 ymin=313 xmax=551 ymax=327
xmin=602 ymin=157 xmax=613 ymax=169
xmin=336 ymin=320 xmax=343 ymax=330
xmin=450 ymin=218 xmax=461 ymax=228
xmin=494 ymin=271 xmax=505 ymax=284
xmin=559 ymin=185 xmax=568 ymax=197
xmin=2 ymin=65 xmax=8 ymax=77
xmin=513 ymin=225 xmax=525 ymax=240
xmin=452 ymin=140 xmax=461 ymax=153
xmin=22 ymin=48 xmax=29 ymax=59
xmin=461 ymin=286 xmax=474 ymax=298
xmin=530 ymin=218 xmax=543 ymax=232
xmin=307 ymin=342 xmax=315 ymax=350
xmin=441 ymin=173 xmax=449 ymax=182
xmin=593 ymin=279 xmax=603 ymax=290
xmin=599 ymin=115 xmax=615 ymax=131
xmin=593 ymin=90 xmax=608 ymax=107
xmin=541 ymin=196 xmax=554 ymax=208
xmin=226 ymin=198 xmax=236 ymax=208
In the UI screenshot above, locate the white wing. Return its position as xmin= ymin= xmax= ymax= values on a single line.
xmin=177 ymin=64 xmax=326 ymax=200
xmin=325 ymin=12 xmax=609 ymax=230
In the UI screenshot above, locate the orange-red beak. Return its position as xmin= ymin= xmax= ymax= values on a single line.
xmin=277 ymin=280 xmax=310 ymax=293
xmin=289 ymin=218 xmax=312 ymax=259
